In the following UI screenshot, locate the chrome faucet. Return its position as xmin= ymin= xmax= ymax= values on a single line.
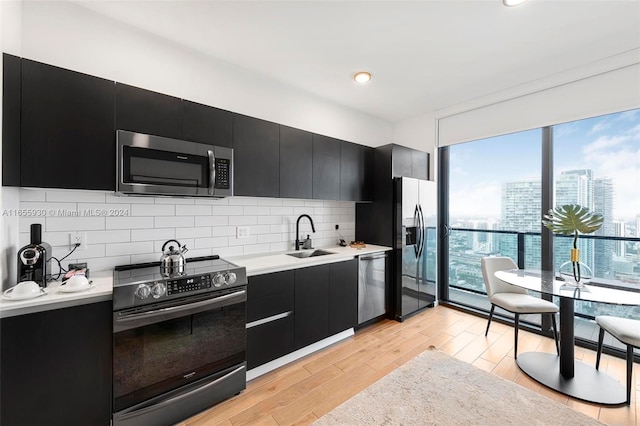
xmin=295 ymin=214 xmax=316 ymax=250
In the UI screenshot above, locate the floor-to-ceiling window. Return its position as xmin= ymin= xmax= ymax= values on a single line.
xmin=441 ymin=107 xmax=640 ymax=349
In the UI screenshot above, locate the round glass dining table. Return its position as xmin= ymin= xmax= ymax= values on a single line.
xmin=495 ymin=269 xmax=640 ymax=405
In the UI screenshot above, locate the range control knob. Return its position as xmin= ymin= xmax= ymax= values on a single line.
xmin=151 ymin=282 xmax=166 ymax=299
xmin=135 ymin=284 xmax=151 ymax=299
xmin=212 ymin=273 xmax=225 ymax=287
xmin=224 ymin=272 xmax=237 ymax=285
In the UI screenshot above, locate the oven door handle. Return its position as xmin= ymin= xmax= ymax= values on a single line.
xmin=114 ymin=289 xmax=246 ymax=332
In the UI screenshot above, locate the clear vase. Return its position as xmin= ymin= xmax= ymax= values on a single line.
xmin=558 ymin=261 xmax=593 ymax=287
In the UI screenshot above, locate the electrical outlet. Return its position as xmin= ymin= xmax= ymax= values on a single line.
xmin=335 ymin=224 xmax=339 ymax=230
xmin=236 ymin=226 xmax=250 ymax=239
xmin=70 ymin=232 xmax=87 ymax=250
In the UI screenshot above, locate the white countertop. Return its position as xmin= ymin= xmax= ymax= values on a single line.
xmin=228 ymin=244 xmax=392 ymax=276
xmin=0 ymin=272 xmax=113 ymax=318
xmin=0 ymin=244 xmax=391 ymax=318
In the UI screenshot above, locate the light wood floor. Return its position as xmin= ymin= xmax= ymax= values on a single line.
xmin=182 ymin=305 xmax=639 ymax=426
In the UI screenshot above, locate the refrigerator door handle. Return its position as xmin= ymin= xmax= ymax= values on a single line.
xmin=413 ymin=205 xmax=420 ymax=258
xmin=417 ymin=205 xmax=425 ymax=259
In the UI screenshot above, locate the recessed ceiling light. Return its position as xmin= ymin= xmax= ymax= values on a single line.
xmin=503 ymin=0 xmax=527 ymax=6
xmin=353 ymin=72 xmax=372 ymax=84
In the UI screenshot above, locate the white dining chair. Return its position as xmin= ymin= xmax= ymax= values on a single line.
xmin=595 ymin=315 xmax=640 ymax=405
xmin=481 ymin=256 xmax=560 ymax=359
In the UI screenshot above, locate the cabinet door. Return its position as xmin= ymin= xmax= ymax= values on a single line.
xmin=232 ymin=114 xmax=280 ymax=197
xmin=247 ymin=271 xmax=294 ymax=323
xmin=411 ymin=150 xmax=429 ymax=180
xmin=247 ymin=316 xmax=294 ymax=369
xmin=2 ymin=53 xmax=21 ymax=186
xmin=340 ymin=141 xmax=373 ymax=201
xmin=0 ymin=302 xmax=112 ymax=425
xmin=312 ymin=134 xmax=341 ymax=200
xmin=115 ymin=83 xmax=182 ymax=139
xmin=391 ymin=144 xmax=412 ymax=178
xmin=294 ymin=264 xmax=330 ymax=349
xmin=181 ymin=100 xmax=233 ymax=148
xmin=280 ymin=125 xmax=313 ymax=199
xmin=21 ymin=59 xmax=115 ymax=190
xmin=329 ymin=259 xmax=358 ymax=334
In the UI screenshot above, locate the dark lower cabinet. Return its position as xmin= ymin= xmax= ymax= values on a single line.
xmin=247 ymin=316 xmax=295 ymax=370
xmin=21 ymin=59 xmax=116 ymax=190
xmin=294 ymin=264 xmax=330 ymax=349
xmin=2 ymin=53 xmax=21 ymax=186
xmin=246 ymin=271 xmax=295 ymax=369
xmin=233 ymin=114 xmax=280 ymax=197
xmin=329 ymin=259 xmax=358 ymax=334
xmin=0 ymin=301 xmax=112 ymax=426
xmin=115 ymin=82 xmax=182 ymax=139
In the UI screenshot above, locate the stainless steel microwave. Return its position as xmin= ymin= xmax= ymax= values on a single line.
xmin=116 ymin=130 xmax=233 ymax=198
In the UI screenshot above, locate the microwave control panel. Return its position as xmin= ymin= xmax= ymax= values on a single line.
xmin=215 ymin=158 xmax=230 ymax=189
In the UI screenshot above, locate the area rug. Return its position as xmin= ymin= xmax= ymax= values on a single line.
xmin=314 ymin=346 xmax=604 ymax=426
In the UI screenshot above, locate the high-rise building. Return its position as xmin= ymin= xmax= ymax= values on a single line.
xmin=613 ymin=220 xmax=626 ymax=258
xmin=594 ymin=177 xmax=614 ymax=276
xmin=500 ymin=177 xmax=541 ymax=267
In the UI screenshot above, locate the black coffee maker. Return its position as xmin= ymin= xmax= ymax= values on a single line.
xmin=17 ymin=224 xmax=51 ymax=287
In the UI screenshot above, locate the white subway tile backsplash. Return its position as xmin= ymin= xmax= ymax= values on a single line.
xmin=106 ymin=194 xmax=155 ymax=204
xmin=17 ymin=189 xmax=356 ymax=272
xmin=195 ymin=237 xmax=229 ymax=249
xmin=177 ymin=227 xmax=212 ymax=239
xmin=107 ymin=216 xmax=155 ymax=229
xmin=229 ymin=216 xmax=257 ymax=226
xmin=131 ymin=228 xmax=175 ymax=242
xmin=131 ymin=204 xmax=175 ymax=216
xmin=154 ymin=238 xmax=194 ymax=253
xmin=195 ymin=216 xmax=229 ymax=226
xmin=46 ymin=190 xmax=106 ymax=203
xmin=175 ymin=205 xmax=212 ymax=216
xmin=211 ymin=206 xmax=244 ymax=216
xmin=154 ymin=216 xmax=195 ymax=228
xmin=47 ymin=217 xmax=106 ymax=231
xmin=106 ymin=241 xmax=154 ymax=257
xmin=86 ymin=230 xmax=131 ymax=244
xmin=228 ymin=197 xmax=258 ymax=206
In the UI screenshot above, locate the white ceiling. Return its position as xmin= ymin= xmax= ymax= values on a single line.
xmin=73 ymin=0 xmax=640 ymax=124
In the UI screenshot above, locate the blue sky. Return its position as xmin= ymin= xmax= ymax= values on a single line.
xmin=450 ymin=109 xmax=640 ymax=221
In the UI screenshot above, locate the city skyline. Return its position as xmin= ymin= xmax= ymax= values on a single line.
xmin=449 ymin=108 xmax=640 ymax=223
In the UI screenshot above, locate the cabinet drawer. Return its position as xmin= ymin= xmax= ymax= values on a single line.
xmin=247 ymin=271 xmax=294 ymax=322
xmin=247 ymin=315 xmax=295 ymax=369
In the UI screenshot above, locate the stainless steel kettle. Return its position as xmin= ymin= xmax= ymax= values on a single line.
xmin=160 ymin=239 xmax=188 ymax=277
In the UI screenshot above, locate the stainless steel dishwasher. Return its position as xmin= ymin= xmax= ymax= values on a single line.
xmin=358 ymin=252 xmax=388 ymax=324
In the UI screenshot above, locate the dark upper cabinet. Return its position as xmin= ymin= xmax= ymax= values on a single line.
xmin=1 ymin=302 xmax=112 ymax=425
xmin=279 ymin=125 xmax=313 ymax=199
xmin=115 ymin=83 xmax=182 ymax=139
xmin=232 ymin=114 xmax=280 ymax=197
xmin=2 ymin=54 xmax=21 ymax=186
xmin=312 ymin=134 xmax=341 ymax=200
xmin=390 ymin=144 xmax=429 ymax=180
xmin=21 ymin=59 xmax=115 ymax=190
xmin=340 ymin=141 xmax=373 ymax=202
xmin=294 ymin=264 xmax=330 ymax=349
xmin=181 ymin=100 xmax=233 ymax=148
xmin=329 ymin=259 xmax=358 ymax=334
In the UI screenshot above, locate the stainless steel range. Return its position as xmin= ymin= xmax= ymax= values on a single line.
xmin=112 ymin=255 xmax=247 ymax=426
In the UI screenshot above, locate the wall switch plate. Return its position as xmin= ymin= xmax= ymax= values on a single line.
xmin=236 ymin=226 xmax=250 ymax=239
xmin=70 ymin=232 xmax=87 ymax=250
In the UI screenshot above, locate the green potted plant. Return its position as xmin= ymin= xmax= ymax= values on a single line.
xmin=542 ymin=204 xmax=603 ymax=284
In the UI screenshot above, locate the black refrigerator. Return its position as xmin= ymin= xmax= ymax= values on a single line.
xmin=394 ymin=177 xmax=437 ymax=321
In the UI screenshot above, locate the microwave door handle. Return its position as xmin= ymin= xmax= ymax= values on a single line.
xmin=208 ymin=150 xmax=216 ymax=195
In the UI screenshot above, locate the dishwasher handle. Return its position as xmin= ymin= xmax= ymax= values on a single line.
xmin=359 ymin=253 xmax=388 ymax=261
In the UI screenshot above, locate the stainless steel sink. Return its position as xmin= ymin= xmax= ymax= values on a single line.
xmin=287 ymin=249 xmax=334 ymax=259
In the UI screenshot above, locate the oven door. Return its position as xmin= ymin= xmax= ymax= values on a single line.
xmin=117 ymin=130 xmax=233 ymax=197
xmin=113 ymin=287 xmax=246 ymax=425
